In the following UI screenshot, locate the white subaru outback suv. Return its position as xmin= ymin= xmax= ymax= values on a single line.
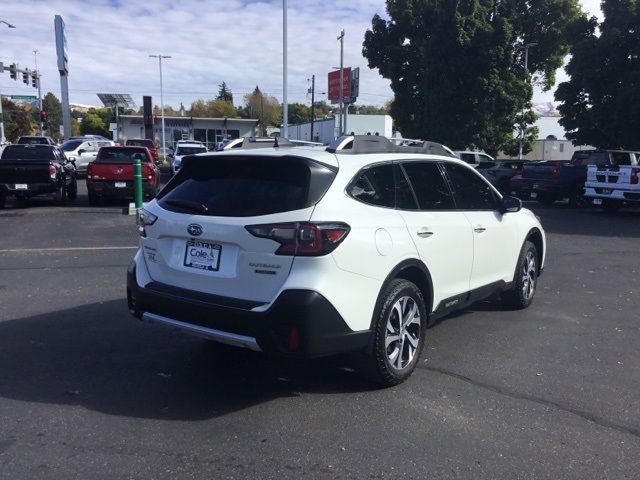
xmin=128 ymin=136 xmax=546 ymax=386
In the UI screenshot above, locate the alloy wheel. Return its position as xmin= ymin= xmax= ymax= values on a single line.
xmin=385 ymin=296 xmax=421 ymax=371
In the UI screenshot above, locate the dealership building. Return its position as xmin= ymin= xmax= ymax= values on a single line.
xmin=118 ymin=115 xmax=260 ymax=150
xmin=287 ymin=114 xmax=394 ymax=143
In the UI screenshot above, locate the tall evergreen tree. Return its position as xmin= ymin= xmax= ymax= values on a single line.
xmin=556 ymin=1 xmax=640 ymax=149
xmin=217 ymin=82 xmax=234 ymax=104
xmin=363 ymin=0 xmax=584 ymax=156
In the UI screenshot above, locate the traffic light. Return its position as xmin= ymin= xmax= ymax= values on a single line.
xmin=9 ymin=63 xmax=17 ymax=80
xmin=22 ymin=69 xmax=30 ymax=85
xmin=31 ymin=72 xmax=38 ymax=88
xmin=40 ymin=110 xmax=47 ymax=122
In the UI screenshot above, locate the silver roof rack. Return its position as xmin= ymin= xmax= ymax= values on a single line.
xmin=222 ymin=136 xmax=295 ymax=151
xmin=326 ymin=135 xmax=456 ymax=157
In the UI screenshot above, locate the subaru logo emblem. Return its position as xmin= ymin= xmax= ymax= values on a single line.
xmin=187 ymin=224 xmax=203 ymax=236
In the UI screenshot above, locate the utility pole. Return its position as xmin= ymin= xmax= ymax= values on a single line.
xmin=309 ymin=75 xmax=315 ymax=141
xmin=519 ymin=42 xmax=537 ymax=160
xmin=282 ymin=0 xmax=288 ymax=138
xmin=337 ymin=30 xmax=345 ymax=136
xmin=1 ymin=20 xmax=17 ymax=143
xmin=34 ymin=49 xmax=43 ymax=135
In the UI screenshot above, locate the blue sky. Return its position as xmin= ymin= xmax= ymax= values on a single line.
xmin=0 ymin=0 xmax=603 ymax=110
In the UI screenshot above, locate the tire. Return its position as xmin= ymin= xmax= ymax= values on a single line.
xmin=54 ymin=183 xmax=67 ymax=206
xmin=88 ymin=190 xmax=99 ymax=206
xmin=359 ymin=279 xmax=427 ymax=387
xmin=537 ymin=194 xmax=555 ymax=206
xmin=569 ymin=184 xmax=588 ymax=208
xmin=601 ymin=199 xmax=622 ymax=213
xmin=67 ymin=178 xmax=78 ymax=200
xmin=502 ymin=241 xmax=538 ymax=310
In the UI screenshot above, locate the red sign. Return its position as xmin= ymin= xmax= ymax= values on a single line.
xmin=328 ymin=68 xmax=351 ymax=103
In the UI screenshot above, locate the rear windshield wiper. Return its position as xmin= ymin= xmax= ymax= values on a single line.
xmin=163 ymin=199 xmax=209 ymax=214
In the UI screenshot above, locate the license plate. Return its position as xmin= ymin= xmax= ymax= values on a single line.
xmin=533 ymin=183 xmax=540 ymax=189
xmin=184 ymin=240 xmax=221 ymax=271
xmin=601 ymin=188 xmax=612 ymax=194
xmin=593 ymin=198 xmax=603 ymax=205
xmin=530 ymin=192 xmax=538 ymax=199
xmin=115 ymin=182 xmax=126 ymax=188
xmin=15 ymin=184 xmax=28 ymax=190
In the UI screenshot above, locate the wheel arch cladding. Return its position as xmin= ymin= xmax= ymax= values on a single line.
xmin=371 ymin=259 xmax=434 ymax=331
xmin=526 ymin=228 xmax=544 ymax=274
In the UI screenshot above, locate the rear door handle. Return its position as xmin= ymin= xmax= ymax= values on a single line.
xmin=474 ymin=226 xmax=487 ymax=233
xmin=417 ymin=228 xmax=434 ymax=238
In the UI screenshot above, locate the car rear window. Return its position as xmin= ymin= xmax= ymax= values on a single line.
xmin=1 ymin=145 xmax=54 ymax=160
xmin=126 ymin=139 xmax=155 ymax=148
xmin=158 ymin=155 xmax=337 ymax=217
xmin=96 ymin=148 xmax=149 ymax=163
xmin=17 ymin=137 xmax=49 ymax=145
xmin=176 ymin=146 xmax=207 ymax=155
xmin=60 ymin=140 xmax=83 ymax=151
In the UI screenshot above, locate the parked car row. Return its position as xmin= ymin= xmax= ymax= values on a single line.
xmin=0 ymin=142 xmax=160 ymax=208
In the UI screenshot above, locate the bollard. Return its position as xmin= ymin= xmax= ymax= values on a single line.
xmin=134 ymin=158 xmax=143 ymax=209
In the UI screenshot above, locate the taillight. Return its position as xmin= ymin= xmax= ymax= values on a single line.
xmin=245 ymin=222 xmax=350 ymax=256
xmin=142 ymin=164 xmax=153 ymax=180
xmin=86 ymin=163 xmax=93 ymax=180
xmin=552 ymin=167 xmax=560 ymax=179
xmin=632 ymin=168 xmax=639 ymax=185
xmin=49 ymin=165 xmax=57 ymax=180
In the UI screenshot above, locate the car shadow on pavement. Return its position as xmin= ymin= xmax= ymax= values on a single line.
xmin=0 ymin=299 xmax=375 ymax=421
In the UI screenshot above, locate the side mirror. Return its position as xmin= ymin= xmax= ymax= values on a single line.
xmin=77 ymin=149 xmax=85 ymax=156
xmin=67 ymin=158 xmax=76 ymax=165
xmin=501 ymin=195 xmax=522 ymax=213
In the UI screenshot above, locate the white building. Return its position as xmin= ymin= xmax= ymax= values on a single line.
xmin=287 ymin=114 xmax=393 ymax=143
xmin=118 ymin=115 xmax=259 ymax=150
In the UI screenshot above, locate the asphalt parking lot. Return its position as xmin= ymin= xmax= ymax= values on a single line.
xmin=0 ymin=184 xmax=639 ymax=480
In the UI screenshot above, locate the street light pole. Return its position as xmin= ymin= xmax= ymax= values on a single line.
xmin=149 ymin=54 xmax=171 ymax=151
xmin=337 ymin=30 xmax=345 ymax=137
xmin=282 ymin=0 xmax=288 ymax=138
xmin=0 ymin=19 xmax=17 ymax=144
xmin=309 ymin=75 xmax=315 ymax=141
xmin=519 ymin=42 xmax=537 ymax=160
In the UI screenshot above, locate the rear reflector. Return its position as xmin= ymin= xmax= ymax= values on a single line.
xmin=245 ymin=222 xmax=350 ymax=256
xmin=288 ymin=326 xmax=300 ymax=351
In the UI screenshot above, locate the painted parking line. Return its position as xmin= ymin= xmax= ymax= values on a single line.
xmin=0 ymin=246 xmax=138 ymax=253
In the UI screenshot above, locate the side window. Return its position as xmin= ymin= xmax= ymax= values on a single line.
xmin=394 ymin=163 xmax=418 ymax=210
xmin=460 ymin=153 xmax=476 ymax=164
xmin=611 ymin=152 xmax=632 ymax=166
xmin=401 ymin=162 xmax=455 ymax=210
xmin=443 ymin=163 xmax=499 ymax=210
xmin=348 ymin=164 xmax=395 ymax=208
xmin=478 ymin=154 xmax=493 ymax=163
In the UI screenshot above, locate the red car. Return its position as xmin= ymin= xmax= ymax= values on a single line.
xmin=125 ymin=138 xmax=160 ymax=164
xmin=86 ymin=146 xmax=161 ymax=205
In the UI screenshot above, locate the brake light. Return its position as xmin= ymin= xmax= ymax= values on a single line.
xmin=49 ymin=165 xmax=57 ymax=180
xmin=245 ymin=222 xmax=350 ymax=256
xmin=142 ymin=164 xmax=154 ymax=180
xmin=632 ymin=168 xmax=639 ymax=185
xmin=552 ymin=167 xmax=560 ymax=179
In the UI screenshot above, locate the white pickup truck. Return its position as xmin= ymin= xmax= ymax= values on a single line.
xmin=584 ymin=150 xmax=640 ymax=211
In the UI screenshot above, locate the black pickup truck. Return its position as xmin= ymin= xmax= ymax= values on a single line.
xmin=513 ymin=150 xmax=625 ymax=207
xmin=0 ymin=144 xmax=77 ymax=208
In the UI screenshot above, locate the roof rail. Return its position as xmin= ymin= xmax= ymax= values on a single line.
xmin=326 ymin=135 xmax=456 ymax=157
xmin=222 ymin=136 xmax=295 ymax=151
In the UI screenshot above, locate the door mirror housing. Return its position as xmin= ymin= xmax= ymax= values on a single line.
xmin=501 ymin=195 xmax=522 ymax=213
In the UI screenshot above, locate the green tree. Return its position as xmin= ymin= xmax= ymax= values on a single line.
xmin=2 ymin=98 xmax=34 ymax=142
xmin=216 ymin=81 xmax=233 ymax=104
xmin=80 ymin=110 xmax=110 ymax=137
xmin=288 ymin=102 xmax=311 ymax=124
xmin=42 ymin=92 xmax=63 ymax=141
xmin=243 ymin=86 xmax=282 ymax=134
xmin=556 ymin=2 xmax=640 ymax=149
xmin=188 ymin=99 xmax=236 ymax=118
xmin=363 ymin=0 xmax=584 ymax=156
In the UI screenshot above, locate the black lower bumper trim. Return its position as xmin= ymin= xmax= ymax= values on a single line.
xmin=127 ymin=262 xmax=370 ymax=358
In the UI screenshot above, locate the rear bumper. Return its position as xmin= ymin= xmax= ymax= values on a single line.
xmin=0 ymin=182 xmax=58 ymax=196
xmin=126 ymin=262 xmax=370 ymax=358
xmin=513 ymin=179 xmax=567 ymax=197
xmin=87 ymin=180 xmax=156 ymax=198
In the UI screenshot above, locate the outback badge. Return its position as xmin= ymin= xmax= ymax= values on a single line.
xmin=187 ymin=224 xmax=203 ymax=237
